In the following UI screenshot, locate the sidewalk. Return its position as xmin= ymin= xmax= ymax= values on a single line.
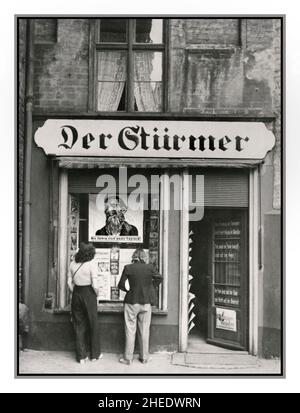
xmin=18 ymin=350 xmax=281 ymax=375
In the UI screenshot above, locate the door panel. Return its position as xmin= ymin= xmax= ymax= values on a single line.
xmin=207 ymin=210 xmax=248 ymax=350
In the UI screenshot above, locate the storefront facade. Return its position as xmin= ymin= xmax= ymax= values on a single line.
xmin=19 ymin=17 xmax=282 ymax=358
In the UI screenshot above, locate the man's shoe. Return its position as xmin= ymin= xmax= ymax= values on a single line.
xmin=138 ymin=357 xmax=152 ymax=364
xmin=119 ymin=357 xmax=132 ymax=365
xmin=79 ymin=357 xmax=88 ymax=364
xmin=91 ymin=353 xmax=103 ymax=362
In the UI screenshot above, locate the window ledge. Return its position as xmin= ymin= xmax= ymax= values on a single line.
xmin=185 ymin=44 xmax=237 ymax=56
xmin=33 ymin=111 xmax=276 ymax=121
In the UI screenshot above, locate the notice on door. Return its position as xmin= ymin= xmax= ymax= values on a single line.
xmin=216 ymin=308 xmax=237 ymax=332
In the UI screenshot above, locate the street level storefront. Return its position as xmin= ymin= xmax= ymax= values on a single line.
xmin=28 ymin=118 xmax=277 ymax=356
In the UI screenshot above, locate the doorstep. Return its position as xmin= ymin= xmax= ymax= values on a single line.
xmin=171 ymin=352 xmax=259 ymax=369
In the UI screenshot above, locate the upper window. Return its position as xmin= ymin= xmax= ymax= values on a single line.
xmin=94 ymin=18 xmax=166 ymax=112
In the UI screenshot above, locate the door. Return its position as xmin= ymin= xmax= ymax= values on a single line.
xmin=207 ymin=209 xmax=248 ymax=350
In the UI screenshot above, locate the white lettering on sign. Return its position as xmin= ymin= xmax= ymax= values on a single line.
xmin=34 ymin=120 xmax=275 ymax=159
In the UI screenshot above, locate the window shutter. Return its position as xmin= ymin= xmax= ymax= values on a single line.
xmin=69 ymin=168 xmax=249 ymax=207
xmin=191 ymin=170 xmax=249 ymax=207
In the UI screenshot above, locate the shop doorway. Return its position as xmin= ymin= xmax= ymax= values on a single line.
xmin=188 ymin=209 xmax=248 ymax=352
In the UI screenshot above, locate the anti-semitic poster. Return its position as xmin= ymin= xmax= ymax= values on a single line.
xmin=89 ymin=194 xmax=144 ymax=243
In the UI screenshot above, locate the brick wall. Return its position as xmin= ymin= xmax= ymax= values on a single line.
xmin=34 ymin=19 xmax=57 ymax=43
xmin=246 ymin=19 xmax=274 ymax=50
xmin=272 ymin=19 xmax=282 ymax=210
xmin=33 ymin=19 xmax=89 ymax=112
xmin=18 ymin=19 xmax=27 ymax=301
xmin=185 ymin=18 xmax=240 ymax=45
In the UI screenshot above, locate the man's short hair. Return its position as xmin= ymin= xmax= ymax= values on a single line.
xmin=132 ymin=249 xmax=147 ymax=264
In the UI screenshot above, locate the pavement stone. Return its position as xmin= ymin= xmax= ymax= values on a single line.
xmin=18 ymin=350 xmax=281 ymax=375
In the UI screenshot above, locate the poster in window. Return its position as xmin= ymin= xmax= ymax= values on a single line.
xmin=94 ymin=248 xmax=149 ymax=302
xmin=95 ymin=249 xmax=110 ymax=300
xmin=149 ymin=250 xmax=159 ymax=272
xmin=89 ymin=194 xmax=144 ymax=243
xmin=68 ymin=195 xmax=79 ymax=262
xmin=150 ymin=215 xmax=159 ymax=232
xmin=216 ymin=307 xmax=237 ymax=332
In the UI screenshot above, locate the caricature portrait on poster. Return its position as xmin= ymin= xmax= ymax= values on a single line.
xmin=89 ymin=194 xmax=144 ymax=243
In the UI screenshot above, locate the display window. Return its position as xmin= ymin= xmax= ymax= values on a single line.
xmin=65 ymin=168 xmax=162 ymax=308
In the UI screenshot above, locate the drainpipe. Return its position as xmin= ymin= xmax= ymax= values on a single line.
xmin=22 ymin=19 xmax=35 ymax=305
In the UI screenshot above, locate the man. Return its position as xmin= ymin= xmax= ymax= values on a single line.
xmin=95 ymin=195 xmax=138 ymax=236
xmin=117 ymin=249 xmax=163 ymax=365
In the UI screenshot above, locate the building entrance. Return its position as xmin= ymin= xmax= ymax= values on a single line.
xmin=188 ymin=209 xmax=248 ymax=351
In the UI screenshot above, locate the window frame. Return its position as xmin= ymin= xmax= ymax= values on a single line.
xmin=89 ymin=18 xmax=169 ymax=113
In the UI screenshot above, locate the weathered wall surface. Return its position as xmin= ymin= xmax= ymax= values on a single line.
xmin=271 ymin=19 xmax=281 ymax=210
xmin=32 ymin=18 xmax=281 ymax=208
xmin=18 ymin=19 xmax=27 ymax=300
xmin=169 ymin=19 xmax=276 ymax=114
xmin=169 ymin=18 xmax=281 ymax=209
xmin=33 ymin=19 xmax=89 ymax=112
xmin=259 ymin=211 xmax=281 ymax=358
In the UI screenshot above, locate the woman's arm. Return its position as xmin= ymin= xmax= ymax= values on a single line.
xmin=67 ymin=273 xmax=74 ymax=292
xmin=90 ymin=261 xmax=99 ymax=295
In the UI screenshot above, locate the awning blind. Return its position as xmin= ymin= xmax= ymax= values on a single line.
xmin=191 ymin=169 xmax=249 ymax=207
xmin=69 ymin=167 xmax=249 ymax=207
xmin=56 ymin=156 xmax=261 ymax=169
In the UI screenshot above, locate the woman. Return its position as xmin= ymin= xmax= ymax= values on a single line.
xmin=118 ymin=249 xmax=162 ymax=365
xmin=68 ymin=242 xmax=102 ymax=364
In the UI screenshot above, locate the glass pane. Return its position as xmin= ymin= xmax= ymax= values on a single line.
xmin=97 ymin=51 xmax=126 ymax=111
xmin=134 ymin=51 xmax=162 ymax=111
xmin=134 ymin=82 xmax=162 ymax=112
xmin=212 ymin=219 xmax=242 ymax=309
xmin=213 ymin=221 xmax=241 ymax=285
xmin=135 ymin=19 xmax=163 ymax=43
xmin=134 ymin=51 xmax=162 ymax=81
xmin=99 ymin=19 xmax=127 ymax=42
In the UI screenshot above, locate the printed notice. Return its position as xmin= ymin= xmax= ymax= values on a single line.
xmin=216 ymin=308 xmax=237 ymax=332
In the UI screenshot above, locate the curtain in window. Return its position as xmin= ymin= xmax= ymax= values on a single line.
xmin=134 ymin=52 xmax=162 ymax=112
xmin=97 ymin=51 xmax=126 ymax=111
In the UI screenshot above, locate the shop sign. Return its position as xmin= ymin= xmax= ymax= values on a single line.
xmin=34 ymin=120 xmax=275 ymax=160
xmin=216 ymin=308 xmax=237 ymax=332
